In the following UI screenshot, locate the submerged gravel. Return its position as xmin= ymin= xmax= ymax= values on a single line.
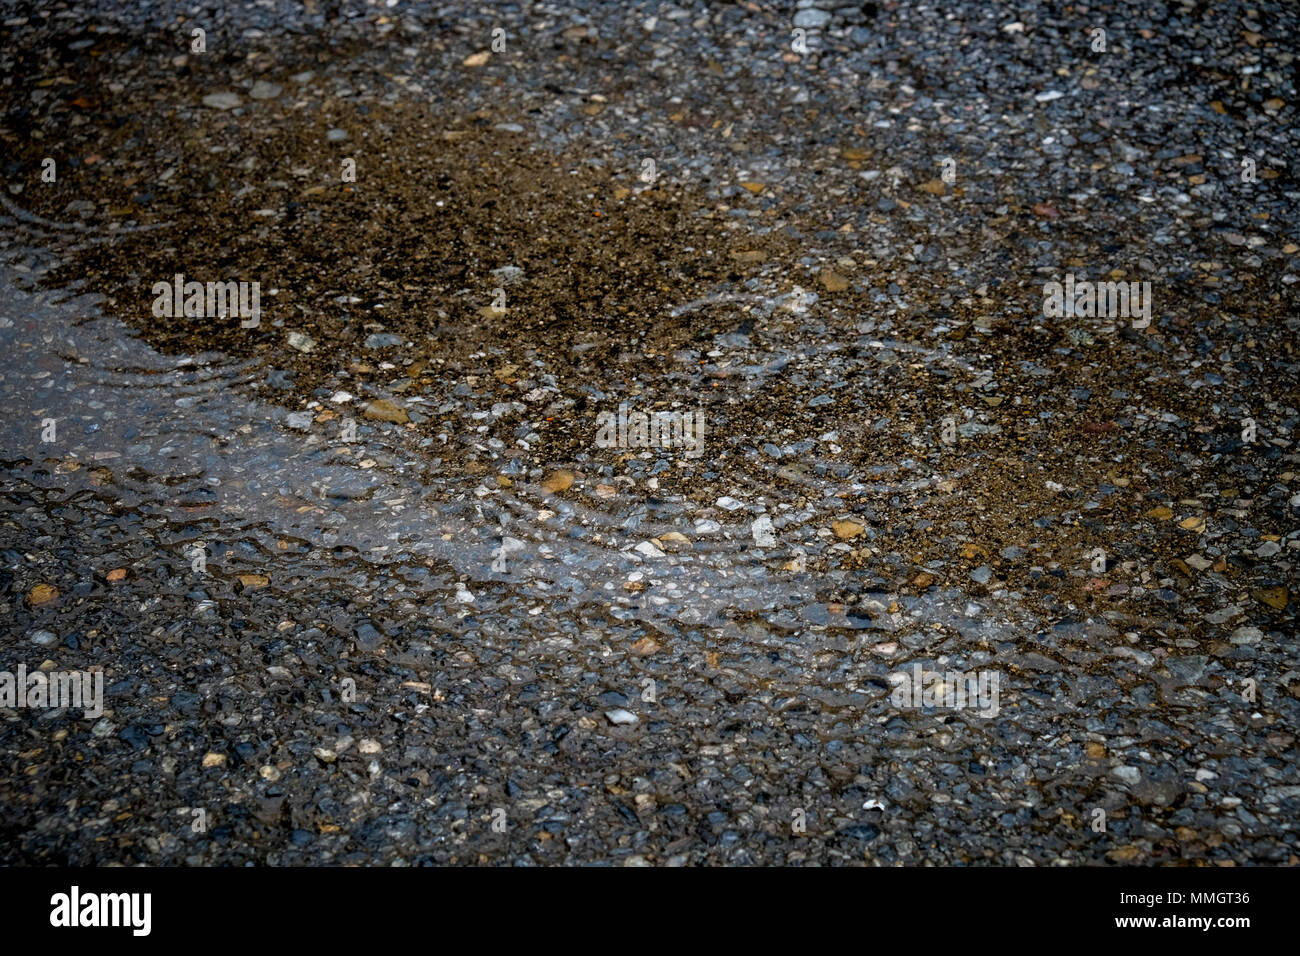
xmin=1 ymin=0 xmax=1297 ymax=865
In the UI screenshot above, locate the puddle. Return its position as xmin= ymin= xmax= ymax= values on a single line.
xmin=0 ymin=228 xmax=1042 ymax=708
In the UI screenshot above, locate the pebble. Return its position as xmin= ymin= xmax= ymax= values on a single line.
xmin=201 ymin=92 xmax=242 ymax=110
xmin=635 ymin=540 xmax=666 ymax=558
xmin=28 ymin=584 xmax=58 ymax=606
xmin=1252 ymin=587 xmax=1289 ymax=610
xmin=541 ymin=470 xmax=574 ymax=493
xmin=792 ymin=9 xmax=831 ymax=28
xmin=605 ymin=709 xmax=638 ymax=726
xmin=248 ymin=81 xmax=282 ymax=100
xmin=1111 ymin=766 xmax=1141 ymax=785
xmin=287 ymin=331 xmax=316 ymax=353
xmin=363 ymin=399 xmax=408 ymax=424
xmin=751 ymin=514 xmax=776 ymax=547
xmin=286 ymin=411 xmax=313 ymax=431
xmin=1230 ymin=627 xmax=1263 ymax=645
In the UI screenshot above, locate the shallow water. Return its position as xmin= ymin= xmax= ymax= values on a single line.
xmin=0 ymin=223 xmax=1039 ymax=714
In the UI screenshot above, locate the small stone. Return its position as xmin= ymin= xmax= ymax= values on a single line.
xmin=832 ymin=519 xmax=865 ymax=539
xmin=28 ymin=584 xmax=59 ymax=606
xmin=1205 ymin=605 xmax=1241 ymax=624
xmin=364 ymin=333 xmax=405 ymax=349
xmin=1147 ymin=506 xmax=1173 ymax=520
xmin=326 ymin=128 xmax=348 ymax=142
xmin=793 ymin=9 xmax=831 ymax=28
xmin=541 ymin=470 xmax=574 ymax=493
xmin=202 ymin=92 xmax=242 ymax=110
xmin=463 ymin=51 xmax=491 ymax=67
xmin=285 ymin=411 xmax=313 ymax=431
xmin=1252 ymin=587 xmax=1289 ymax=610
xmin=912 ymin=571 xmax=936 ymax=589
xmin=629 ymin=637 xmax=661 ymax=657
xmin=605 ymin=709 xmax=639 ymax=726
xmin=1111 ymin=765 xmax=1141 ymax=785
xmin=106 ymin=568 xmax=128 ymax=583
xmin=820 ymin=269 xmax=849 ymax=292
xmin=249 ymin=80 xmax=282 ymax=100
xmin=363 ymin=399 xmax=408 ymax=424
xmin=657 ymin=531 xmax=691 ymax=551
xmin=1178 ymin=515 xmax=1206 ymax=533
xmin=635 ymin=540 xmax=666 ymax=558
xmin=202 ymin=752 xmax=226 ymax=768
xmin=1256 ymin=540 xmax=1281 ymax=557
xmin=1230 ymin=627 xmax=1263 ymax=645
xmin=1085 ymin=742 xmax=1106 ymax=759
xmin=1184 ymin=554 xmax=1212 ymax=571
xmin=359 ymin=739 xmax=382 ymax=754
xmin=716 ymin=496 xmax=744 ymax=511
xmin=30 ymin=629 xmax=56 ymax=646
xmin=287 ymin=331 xmax=316 ymax=353
xmin=751 ymin=514 xmax=776 ymax=547
xmin=237 ymin=573 xmax=269 ymax=590
xmin=1167 ymin=655 xmax=1208 ymax=684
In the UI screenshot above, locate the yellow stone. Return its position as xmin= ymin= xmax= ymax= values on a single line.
xmin=1253 ymin=587 xmax=1289 ymax=610
xmin=820 ymin=270 xmax=849 ymax=292
xmin=28 ymin=583 xmax=59 ymax=606
xmin=541 ymin=470 xmax=574 ymax=493
xmin=363 ymin=399 xmax=409 ymax=424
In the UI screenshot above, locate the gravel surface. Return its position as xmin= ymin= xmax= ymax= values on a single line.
xmin=1 ymin=0 xmax=1297 ymax=865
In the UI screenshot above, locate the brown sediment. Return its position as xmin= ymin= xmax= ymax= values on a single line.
xmin=2 ymin=34 xmax=1295 ymax=634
